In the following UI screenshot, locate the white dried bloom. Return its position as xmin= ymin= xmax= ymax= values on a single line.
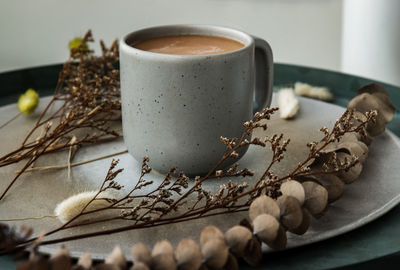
xmin=54 ymin=191 xmax=114 ymax=224
xmin=215 ymin=170 xmax=223 ymax=177
xmin=277 ymin=88 xmax=299 ymax=119
xmin=294 ymin=82 xmax=333 ymax=101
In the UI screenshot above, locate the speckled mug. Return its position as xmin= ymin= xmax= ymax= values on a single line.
xmin=120 ymin=25 xmax=273 ymax=175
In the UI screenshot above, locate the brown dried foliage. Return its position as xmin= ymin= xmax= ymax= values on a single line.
xmin=0 ymin=30 xmax=121 ymax=200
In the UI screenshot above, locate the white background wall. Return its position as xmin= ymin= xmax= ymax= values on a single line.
xmin=0 ymin=0 xmax=343 ymax=71
xmin=0 ymin=0 xmax=398 ymax=86
xmin=342 ymin=0 xmax=400 ymax=86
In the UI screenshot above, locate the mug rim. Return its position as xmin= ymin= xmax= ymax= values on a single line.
xmin=120 ymin=24 xmax=254 ymax=58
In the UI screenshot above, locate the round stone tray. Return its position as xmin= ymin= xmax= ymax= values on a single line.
xmin=1 ymin=95 xmax=399 ymax=260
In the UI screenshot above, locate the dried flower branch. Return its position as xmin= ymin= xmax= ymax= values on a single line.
xmin=0 ymin=30 xmax=121 ymax=200
xmin=3 ymin=102 xmax=378 ymax=254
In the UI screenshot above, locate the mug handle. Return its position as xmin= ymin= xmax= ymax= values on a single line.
xmin=253 ymin=36 xmax=274 ymax=114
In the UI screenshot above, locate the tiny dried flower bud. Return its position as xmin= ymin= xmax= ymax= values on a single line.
xmin=18 ymin=88 xmax=39 ymax=115
xmin=229 ymin=151 xmax=239 ymax=158
xmin=254 ymin=112 xmax=261 ymax=119
xmin=215 ymin=170 xmax=223 ymax=177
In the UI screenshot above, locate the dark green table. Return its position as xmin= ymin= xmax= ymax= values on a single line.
xmin=1 ymin=63 xmax=399 ymax=269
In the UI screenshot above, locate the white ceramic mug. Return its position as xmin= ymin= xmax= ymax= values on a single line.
xmin=120 ymin=25 xmax=273 ymax=175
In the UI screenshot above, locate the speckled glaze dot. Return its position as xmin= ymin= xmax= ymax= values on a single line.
xmin=120 ymin=25 xmax=273 ymax=175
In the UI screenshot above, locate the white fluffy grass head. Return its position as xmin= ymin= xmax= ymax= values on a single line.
xmin=277 ymin=88 xmax=299 ymax=119
xmin=54 ymin=191 xmax=114 ymax=224
xmin=294 ymin=82 xmax=333 ymax=101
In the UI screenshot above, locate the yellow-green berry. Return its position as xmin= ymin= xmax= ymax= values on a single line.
xmin=18 ymin=88 xmax=39 ymax=115
xmin=68 ymin=37 xmax=89 ymax=56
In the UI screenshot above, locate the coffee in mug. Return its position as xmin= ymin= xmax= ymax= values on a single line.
xmin=131 ymin=35 xmax=245 ymax=55
xmin=120 ymin=25 xmax=273 ymax=175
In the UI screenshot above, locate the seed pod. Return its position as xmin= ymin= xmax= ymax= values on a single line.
xmin=268 ymin=226 xmax=287 ymax=251
xmin=356 ymin=83 xmax=395 ymax=124
xmin=152 ymin=253 xmax=177 ymax=270
xmin=105 ymin=245 xmax=127 ymax=269
xmin=280 ymin=180 xmax=305 ymax=205
xmin=201 ymin=238 xmax=229 ymax=269
xmin=224 ymin=225 xmax=253 ymax=257
xmin=175 ymin=238 xmax=202 ymax=270
xmin=242 ymin=237 xmax=262 ymax=267
xmin=252 ymin=213 xmax=280 ymax=245
xmin=276 ymin=195 xmax=303 ymax=230
xmin=17 ymin=257 xmax=50 ymax=270
xmin=198 ymin=265 xmax=209 ymax=270
xmin=131 ymin=262 xmax=150 ymax=270
xmin=222 ymin=253 xmax=239 ymax=270
xmin=342 ymin=142 xmax=368 ymax=163
xmin=357 ymin=83 xmax=394 ymax=109
xmin=350 ymin=110 xmax=368 ymax=126
xmin=249 ymin=195 xmax=280 ymax=221
xmin=319 ymin=134 xmax=368 ymax=163
xmin=350 ymin=111 xmax=373 ymax=145
xmin=302 ymin=181 xmax=328 ymax=217
xmin=50 ymin=245 xmax=71 ymax=270
xmin=152 ymin=240 xmax=174 ymax=256
xmin=356 ymin=140 xmax=369 ymax=157
xmin=348 ymin=86 xmax=395 ymax=137
xmin=200 ymin=226 xmax=224 ymax=247
xmin=290 ymin=208 xmax=311 ymax=235
xmin=77 ymin=252 xmax=92 ymax=270
xmin=239 ymin=218 xmax=253 ymax=232
xmin=356 ymin=130 xmax=373 ymax=146
xmin=306 ymin=174 xmax=344 ymax=203
xmin=336 ymin=152 xmax=363 ymax=184
xmin=95 ymin=264 xmax=119 ymax=270
xmin=131 ymin=243 xmax=152 ymax=267
xmin=341 ymin=133 xmax=369 ymax=157
xmin=152 ymin=240 xmax=177 ymax=270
